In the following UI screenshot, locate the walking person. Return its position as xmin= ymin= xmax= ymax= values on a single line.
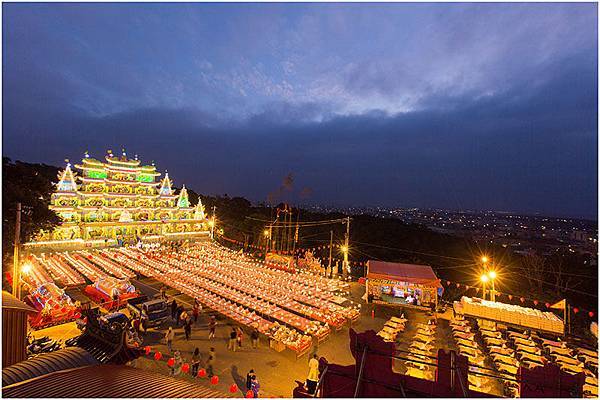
xmin=251 ymin=329 xmax=259 ymax=349
xmin=165 ymin=326 xmax=175 ymax=353
xmin=246 ymin=369 xmax=256 ymax=392
xmin=228 ymin=328 xmax=238 ymax=352
xmin=170 ymin=350 xmax=183 ymax=376
xmin=251 ymin=376 xmax=261 ymax=398
xmin=184 ymin=320 xmax=192 ymax=341
xmin=208 ymin=316 xmax=217 ymax=339
xmin=171 ymin=299 xmax=178 ymax=320
xmin=306 ymin=354 xmax=320 ymax=395
xmin=237 ymin=326 xmax=243 ymax=348
xmin=191 ymin=347 xmax=201 ymax=376
xmin=207 ymin=347 xmax=216 ymax=377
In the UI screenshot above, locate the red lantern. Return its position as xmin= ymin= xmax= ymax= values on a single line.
xmin=446 ymin=281 xmax=451 ymax=286
xmin=508 ymin=295 xmax=513 ymax=300
xmin=533 ymin=300 xmax=539 ymax=306
xmin=545 ymin=302 xmax=551 ymax=308
xmin=144 ymin=346 xmax=151 ymax=355
xmin=167 ymin=358 xmax=175 ymax=367
xmin=182 ymin=363 xmax=190 ymax=373
xmin=154 ymin=351 xmax=162 ymax=361
xmin=520 ymin=297 xmax=525 ymax=303
xmin=246 ymin=390 xmax=254 ymax=398
xmin=211 ymin=375 xmax=219 ymax=385
xmin=589 ymin=311 xmax=595 ymax=318
xmin=197 ymin=369 xmax=207 ymax=378
xmin=74 ymin=312 xmax=81 ymax=319
xmin=573 ymin=307 xmax=579 ymax=314
xmin=455 ymin=283 xmax=460 ymax=288
xmin=465 ymin=285 xmax=470 ymax=290
xmin=229 ymin=384 xmax=238 ymax=393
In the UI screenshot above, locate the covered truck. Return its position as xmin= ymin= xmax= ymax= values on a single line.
xmin=127 ymin=295 xmax=169 ymax=329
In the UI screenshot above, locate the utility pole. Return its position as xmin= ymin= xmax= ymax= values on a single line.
xmin=12 ymin=203 xmax=22 ymax=299
xmin=210 ymin=205 xmax=216 ymax=239
xmin=328 ymin=230 xmax=333 ymax=278
xmin=343 ymin=217 xmax=350 ymax=277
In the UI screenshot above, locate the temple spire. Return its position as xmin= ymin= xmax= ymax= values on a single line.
xmin=194 ymin=198 xmax=206 ymax=219
xmin=57 ymin=161 xmax=78 ymax=192
xmin=159 ymin=171 xmax=173 ymax=196
xmin=177 ymin=184 xmax=190 ymax=208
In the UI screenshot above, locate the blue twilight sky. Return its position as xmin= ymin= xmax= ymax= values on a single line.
xmin=2 ymin=3 xmax=598 ymax=219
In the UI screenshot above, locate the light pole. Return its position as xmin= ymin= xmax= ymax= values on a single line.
xmin=342 ymin=217 xmax=350 ymax=277
xmin=488 ymin=270 xmax=497 ymax=302
xmin=480 ymin=273 xmax=489 ymax=300
xmin=209 ymin=205 xmax=216 ymax=239
xmin=12 ymin=203 xmax=22 ymax=299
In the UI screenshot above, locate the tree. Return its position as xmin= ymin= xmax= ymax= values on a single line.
xmin=2 ymin=158 xmax=61 ymax=290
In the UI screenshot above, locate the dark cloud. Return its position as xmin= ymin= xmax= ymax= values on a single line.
xmin=2 ymin=3 xmax=597 ymax=219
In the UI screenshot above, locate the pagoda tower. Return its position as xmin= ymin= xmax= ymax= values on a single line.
xmin=33 ymin=150 xmax=209 ymax=247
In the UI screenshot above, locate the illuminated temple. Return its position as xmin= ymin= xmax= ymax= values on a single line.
xmin=27 ymin=150 xmax=208 ymax=247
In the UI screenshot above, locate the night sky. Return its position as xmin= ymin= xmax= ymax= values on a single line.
xmin=3 ymin=3 xmax=598 ymax=219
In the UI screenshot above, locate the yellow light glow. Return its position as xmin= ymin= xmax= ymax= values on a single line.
xmin=481 ymin=256 xmax=489 ymax=263
xmin=208 ymin=220 xmax=215 ymax=227
xmin=480 ymin=274 xmax=489 ymax=283
xmin=488 ymin=270 xmax=497 ymax=280
xmin=341 ymin=245 xmax=348 ymax=253
xmin=21 ymin=263 xmax=32 ymax=275
xmin=263 ymin=229 xmax=269 ymax=237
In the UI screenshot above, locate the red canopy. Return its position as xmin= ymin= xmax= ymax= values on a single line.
xmin=366 ymin=261 xmax=442 ymax=288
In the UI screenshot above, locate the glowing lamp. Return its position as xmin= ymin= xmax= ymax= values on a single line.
xmin=197 ymin=368 xmax=207 ymax=378
xmin=211 ymin=375 xmax=219 ymax=385
xmin=246 ymin=390 xmax=254 ymax=398
xmin=481 ymin=256 xmax=489 ymax=263
xmin=480 ymin=274 xmax=489 ymax=283
xmin=488 ymin=271 xmax=497 ymax=279
xmin=154 ymin=351 xmax=162 ymax=361
xmin=144 ymin=346 xmax=151 ymax=355
xmin=21 ymin=263 xmax=32 ymax=275
xmin=229 ymin=384 xmax=238 ymax=393
xmin=182 ymin=363 xmax=190 ymax=373
xmin=167 ymin=358 xmax=175 ymax=367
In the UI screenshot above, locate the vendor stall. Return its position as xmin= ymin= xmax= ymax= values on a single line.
xmin=365 ymin=261 xmax=442 ymax=308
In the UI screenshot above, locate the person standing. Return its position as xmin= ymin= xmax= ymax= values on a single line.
xmin=251 ymin=376 xmax=260 ymax=398
xmin=207 ymin=347 xmax=216 ymax=377
xmin=237 ymin=327 xmax=243 ymax=348
xmin=192 ymin=304 xmax=200 ymax=324
xmin=160 ymin=285 xmax=167 ymax=300
xmin=184 ymin=320 xmax=192 ymax=341
xmin=132 ymin=317 xmax=141 ymax=335
xmin=251 ymin=329 xmax=259 ymax=349
xmin=171 ymin=299 xmax=178 ymax=320
xmin=228 ymin=327 xmax=238 ymax=352
xmin=165 ymin=326 xmax=175 ymax=353
xmin=208 ymin=316 xmax=217 ymax=339
xmin=191 ymin=347 xmax=201 ymax=376
xmin=246 ymin=369 xmax=256 ymax=392
xmin=306 ymin=354 xmax=320 ymax=394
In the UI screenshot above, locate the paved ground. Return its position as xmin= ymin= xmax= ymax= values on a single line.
xmin=34 ymin=280 xmax=505 ymax=397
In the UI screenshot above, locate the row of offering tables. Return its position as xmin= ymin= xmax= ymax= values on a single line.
xmin=108 ymin=242 xmax=360 ymax=355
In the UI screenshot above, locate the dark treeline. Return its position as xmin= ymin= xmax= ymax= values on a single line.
xmin=2 ymin=159 xmax=597 ymax=329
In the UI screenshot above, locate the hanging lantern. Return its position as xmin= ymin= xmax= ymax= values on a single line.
xmin=229 ymin=384 xmax=238 ymax=393
xmin=545 ymin=302 xmax=551 ymax=308
xmin=455 ymin=283 xmax=460 ymax=288
xmin=197 ymin=369 xmax=207 ymax=378
xmin=508 ymin=295 xmax=513 ymax=300
xmin=154 ymin=351 xmax=162 ymax=361
xmin=446 ymin=281 xmax=451 ymax=286
xmin=465 ymin=285 xmax=470 ymax=290
xmin=182 ymin=363 xmax=190 ymax=373
xmin=246 ymin=390 xmax=254 ymax=398
xmin=520 ymin=297 xmax=525 ymax=303
xmin=573 ymin=307 xmax=579 ymax=314
xmin=167 ymin=358 xmax=175 ymax=367
xmin=144 ymin=346 xmax=151 ymax=355
xmin=533 ymin=300 xmax=539 ymax=306
xmin=589 ymin=311 xmax=594 ymax=318
xmin=211 ymin=375 xmax=219 ymax=385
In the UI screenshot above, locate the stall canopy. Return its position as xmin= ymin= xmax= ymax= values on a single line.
xmin=366 ymin=261 xmax=442 ymax=288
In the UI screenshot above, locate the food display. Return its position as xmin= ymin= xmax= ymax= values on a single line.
xmin=456 ymin=296 xmax=564 ymax=334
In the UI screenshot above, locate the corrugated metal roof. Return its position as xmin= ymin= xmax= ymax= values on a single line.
xmin=3 ymin=365 xmax=233 ymax=398
xmin=2 ymin=347 xmax=99 ymax=387
xmin=2 ymin=291 xmax=37 ymax=313
xmin=367 ymin=261 xmax=441 ymax=286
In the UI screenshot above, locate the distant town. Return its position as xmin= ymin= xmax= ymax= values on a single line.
xmin=304 ymin=205 xmax=598 ymax=263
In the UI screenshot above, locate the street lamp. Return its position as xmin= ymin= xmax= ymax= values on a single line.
xmin=481 ymin=256 xmax=489 ymax=264
xmin=21 ymin=263 xmax=32 ymax=275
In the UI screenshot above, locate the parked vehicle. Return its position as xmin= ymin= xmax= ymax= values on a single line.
xmin=127 ymin=295 xmax=169 ymax=329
